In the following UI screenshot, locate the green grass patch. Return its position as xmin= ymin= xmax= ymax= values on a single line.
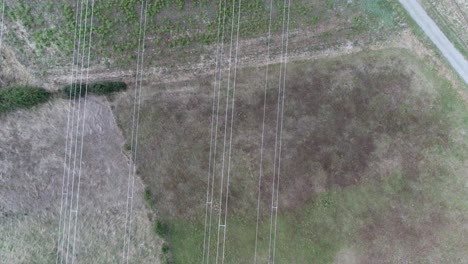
xmin=0 ymin=86 xmax=52 ymax=114
xmin=159 ymin=173 xmax=407 ymax=263
xmin=359 ymin=0 xmax=396 ymax=29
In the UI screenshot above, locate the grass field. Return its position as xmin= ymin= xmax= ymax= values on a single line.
xmin=112 ymin=48 xmax=468 ymax=263
xmin=2 ymin=0 xmax=403 ymax=71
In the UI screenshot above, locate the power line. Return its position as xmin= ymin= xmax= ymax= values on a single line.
xmin=55 ymin=0 xmax=78 ymax=264
xmin=271 ymin=0 xmax=291 ymax=262
xmin=58 ymin=0 xmax=87 ymax=262
xmin=70 ymin=0 xmax=95 ymax=263
xmin=215 ymin=0 xmax=242 ymax=263
xmin=56 ymin=0 xmax=83 ymax=262
xmin=204 ymin=0 xmax=230 ymax=262
xmin=121 ymin=1 xmax=148 ymax=263
xmin=64 ymin=0 xmax=94 ymax=262
xmin=202 ymin=0 xmax=228 ymax=262
xmin=254 ymin=0 xmax=274 ymax=262
xmin=125 ymin=0 xmax=149 ymax=262
xmin=220 ymin=0 xmax=242 ymax=263
xmin=268 ymin=0 xmax=291 ymax=262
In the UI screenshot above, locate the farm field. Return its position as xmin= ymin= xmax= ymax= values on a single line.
xmin=112 ymin=48 xmax=468 ymax=263
xmin=1 ymin=0 xmax=468 ymax=263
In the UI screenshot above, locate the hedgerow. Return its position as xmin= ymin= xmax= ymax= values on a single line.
xmin=61 ymin=81 xmax=127 ymax=98
xmin=0 ymin=86 xmax=51 ymax=114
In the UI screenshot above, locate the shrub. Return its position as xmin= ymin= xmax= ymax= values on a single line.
xmin=124 ymin=142 xmax=132 ymax=151
xmin=161 ymin=243 xmax=170 ymax=254
xmin=0 ymin=86 xmax=51 ymax=114
xmin=89 ymin=81 xmax=127 ymax=95
xmin=153 ymin=220 xmax=169 ymax=237
xmin=61 ymin=81 xmax=127 ymax=98
xmin=160 ymin=242 xmax=174 ymax=264
xmin=61 ymin=83 xmax=87 ymax=98
xmin=144 ymin=187 xmax=155 ymax=208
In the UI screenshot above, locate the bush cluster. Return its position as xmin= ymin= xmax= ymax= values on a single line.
xmin=0 ymin=81 xmax=127 ymax=114
xmin=153 ymin=220 xmax=170 ymax=237
xmin=62 ymin=81 xmax=127 ymax=98
xmin=0 ymin=86 xmax=51 ymax=114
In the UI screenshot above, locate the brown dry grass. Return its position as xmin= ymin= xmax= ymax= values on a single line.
xmin=0 ymin=97 xmax=161 ymax=264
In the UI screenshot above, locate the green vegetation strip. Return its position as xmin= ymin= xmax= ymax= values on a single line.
xmin=0 ymin=86 xmax=51 ymax=114
xmin=61 ymin=81 xmax=127 ymax=98
xmin=0 ymin=81 xmax=127 ymax=114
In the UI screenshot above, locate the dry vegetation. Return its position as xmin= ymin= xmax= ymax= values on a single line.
xmin=0 ymin=97 xmax=161 ymax=263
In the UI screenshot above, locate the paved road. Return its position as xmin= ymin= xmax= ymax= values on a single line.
xmin=399 ymin=0 xmax=468 ymax=85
